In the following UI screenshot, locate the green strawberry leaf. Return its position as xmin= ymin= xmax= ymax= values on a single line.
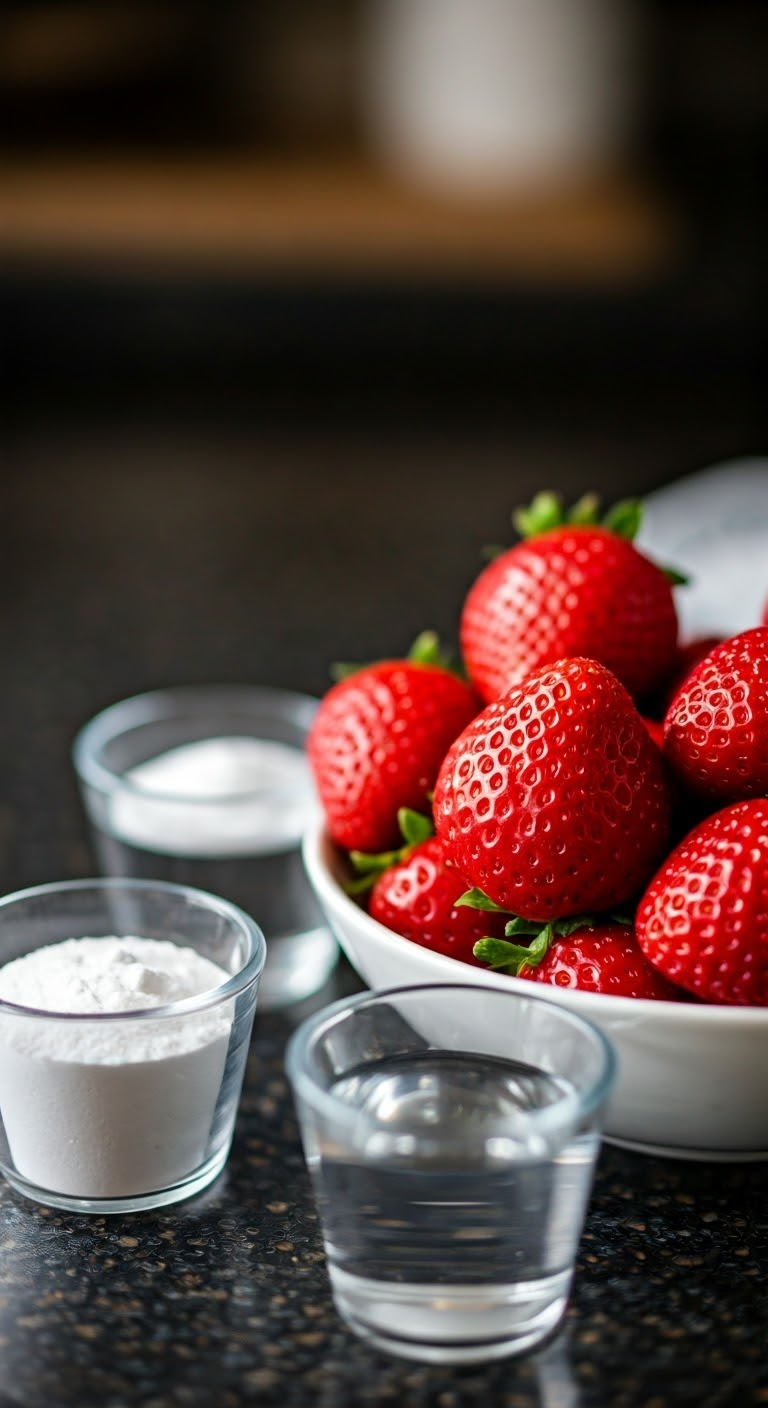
xmin=345 ymin=869 xmax=388 ymax=896
xmin=348 ymin=847 xmax=401 ymax=874
xmin=551 ymin=914 xmax=597 ymax=938
xmin=513 ymin=491 xmax=564 ymax=539
xmin=330 ymin=660 xmax=365 ymax=682
xmin=408 ymin=630 xmax=443 ymax=666
xmin=525 ymin=925 xmax=555 ymax=964
xmin=503 ymin=916 xmax=544 ymax=937
xmin=344 ymin=810 xmax=435 ymax=897
xmin=488 ymin=487 xmax=694 ymax=599
xmin=455 ymin=887 xmax=510 ymax=913
xmin=662 ymin=566 xmax=690 ymax=587
xmin=347 ymin=847 xmax=402 ymax=894
xmin=602 ymin=499 xmax=643 ymax=540
xmin=474 ymin=911 xmax=604 ymax=974
xmin=567 ymin=492 xmax=602 ymax=525
xmin=472 ymin=931 xmax=553 ymax=975
xmin=331 ymin=631 xmax=465 ymax=684
xmin=408 ymin=631 xmax=468 ymax=680
xmin=397 ymin=807 xmax=434 ymax=848
xmin=512 ymin=490 xmax=642 ymax=543
xmin=472 ymin=937 xmax=532 ymax=972
xmin=599 ymin=498 xmax=691 ymax=584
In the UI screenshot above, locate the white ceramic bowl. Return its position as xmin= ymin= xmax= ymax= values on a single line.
xmin=303 ymin=822 xmax=768 ymax=1162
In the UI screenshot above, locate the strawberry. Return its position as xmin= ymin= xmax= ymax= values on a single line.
xmin=472 ymin=916 xmax=681 ymax=1000
xmin=636 ymin=798 xmax=768 ymax=1005
xmin=346 ymin=808 xmax=508 ymax=964
xmin=663 ymin=626 xmax=768 ymax=801
xmin=461 ymin=492 xmax=680 ymax=704
xmin=433 ymin=657 xmax=671 ymax=921
xmin=522 ymin=925 xmax=681 ymax=999
xmin=308 ymin=633 xmax=480 ymax=852
xmin=368 ymin=836 xmax=508 ymax=965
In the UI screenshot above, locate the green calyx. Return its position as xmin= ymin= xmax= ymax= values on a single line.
xmin=345 ymin=808 xmax=434 ymax=896
xmin=472 ymin=918 xmax=592 ymax=976
xmin=408 ymin=630 xmax=448 ymax=667
xmin=331 ymin=630 xmax=465 ymax=683
xmin=493 ymin=489 xmax=688 ymax=585
xmin=512 ymin=491 xmax=643 ymax=542
xmin=455 ymin=887 xmax=631 ymax=975
xmin=661 ymin=565 xmax=690 ymax=587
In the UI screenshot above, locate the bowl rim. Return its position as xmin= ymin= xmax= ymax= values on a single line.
xmin=303 ymin=819 xmax=768 ymax=1028
xmin=72 ymin=682 xmax=319 ymax=804
xmin=285 ymin=979 xmax=617 ymax=1136
xmin=0 ymin=876 xmax=266 ymax=1022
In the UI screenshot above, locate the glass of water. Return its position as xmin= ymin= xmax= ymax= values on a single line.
xmin=286 ymin=983 xmax=615 ymax=1365
xmin=73 ymin=685 xmax=339 ymax=1009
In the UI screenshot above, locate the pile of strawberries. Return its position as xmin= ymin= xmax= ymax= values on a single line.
xmin=308 ymin=493 xmax=768 ymax=1007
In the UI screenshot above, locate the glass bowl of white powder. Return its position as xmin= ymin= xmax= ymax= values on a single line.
xmin=72 ymin=684 xmax=338 ymax=1009
xmin=0 ymin=877 xmax=265 ymax=1214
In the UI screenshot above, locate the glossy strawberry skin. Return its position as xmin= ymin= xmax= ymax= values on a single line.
xmin=636 ymin=799 xmax=768 ymax=1006
xmin=461 ymin=526 xmax=678 ymax=705
xmin=308 ymin=663 xmax=479 ymax=852
xmin=368 ymin=837 xmax=507 ymax=965
xmin=521 ymin=923 xmax=682 ymax=1000
xmin=663 ymin=627 xmax=768 ymax=801
xmin=433 ymin=658 xmax=671 ymax=921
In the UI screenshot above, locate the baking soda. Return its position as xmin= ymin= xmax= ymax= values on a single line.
xmin=110 ymin=736 xmax=315 ymax=857
xmin=0 ymin=936 xmax=233 ymax=1199
xmin=88 ymin=734 xmax=336 ymax=1009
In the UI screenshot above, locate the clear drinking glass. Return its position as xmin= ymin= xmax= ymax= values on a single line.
xmin=72 ymin=684 xmax=339 ymax=1009
xmin=286 ymin=983 xmax=615 ymax=1365
xmin=0 ymin=878 xmax=265 ymax=1214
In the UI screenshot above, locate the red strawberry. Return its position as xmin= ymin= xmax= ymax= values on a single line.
xmin=636 ymin=798 xmax=768 ymax=1005
xmin=433 ymin=657 xmax=671 ymax=921
xmin=368 ymin=836 xmax=507 ymax=965
xmin=663 ymin=626 xmax=768 ymax=801
xmin=523 ymin=925 xmax=681 ymax=999
xmin=308 ymin=634 xmax=479 ymax=852
xmin=461 ymin=493 xmax=680 ymax=704
xmin=473 ymin=916 xmax=681 ymax=999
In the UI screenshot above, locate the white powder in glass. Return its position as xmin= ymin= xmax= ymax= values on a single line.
xmin=0 ymin=936 xmax=233 ymax=1199
xmin=108 ymin=736 xmax=317 ymax=857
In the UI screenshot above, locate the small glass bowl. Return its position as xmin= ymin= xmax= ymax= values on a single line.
xmin=0 ymin=878 xmax=265 ymax=1214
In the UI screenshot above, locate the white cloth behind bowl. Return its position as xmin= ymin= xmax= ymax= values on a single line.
xmin=639 ymin=459 xmax=768 ymax=641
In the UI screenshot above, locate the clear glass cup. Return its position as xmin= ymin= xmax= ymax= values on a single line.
xmin=0 ymin=878 xmax=265 ymax=1214
xmin=72 ymin=684 xmax=339 ymax=1009
xmin=286 ymin=982 xmax=615 ymax=1365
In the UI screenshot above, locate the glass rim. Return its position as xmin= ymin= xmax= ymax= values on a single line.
xmin=285 ymin=981 xmax=616 ymax=1139
xmin=72 ymin=682 xmax=319 ymax=804
xmin=0 ymin=876 xmax=266 ymax=1022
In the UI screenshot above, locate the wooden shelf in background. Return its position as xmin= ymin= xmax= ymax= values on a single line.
xmin=0 ymin=155 xmax=681 ymax=283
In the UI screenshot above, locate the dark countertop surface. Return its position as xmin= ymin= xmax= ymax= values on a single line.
xmin=0 ymin=996 xmax=766 ymax=1408
xmin=1 ymin=419 xmax=766 ymax=1407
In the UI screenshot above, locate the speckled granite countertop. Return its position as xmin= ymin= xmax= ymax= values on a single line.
xmin=1 ymin=428 xmax=766 ymax=1407
xmin=1 ymin=983 xmax=766 ymax=1408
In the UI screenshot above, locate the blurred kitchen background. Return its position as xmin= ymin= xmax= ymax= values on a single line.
xmin=1 ymin=0 xmax=767 ymax=888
